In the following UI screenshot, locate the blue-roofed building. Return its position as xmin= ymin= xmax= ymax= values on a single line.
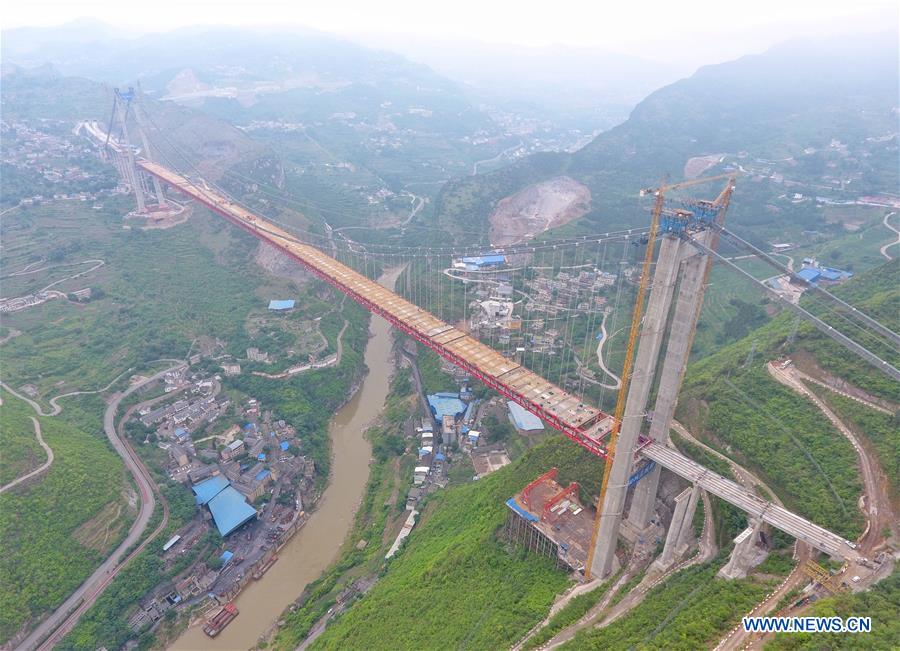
xmin=268 ymin=299 xmax=296 ymax=311
xmin=280 ymin=441 xmax=290 ymax=452
xmin=257 ymin=453 xmax=266 ymax=461
xmin=427 ymin=393 xmax=467 ymax=422
xmin=796 ymin=267 xmax=821 ymax=283
xmin=507 ymin=401 xmax=544 ymax=432
xmin=220 ymin=550 xmax=234 ymax=565
xmin=459 ymin=254 xmax=506 ymax=269
xmin=434 ymin=452 xmax=446 ymax=462
xmin=174 ymin=427 xmax=189 ymax=440
xmin=192 ymin=475 xmax=230 ymax=505
xmin=819 ymin=267 xmax=852 ymax=282
xmin=207 ymin=486 xmax=258 ymax=536
xmin=254 ymin=469 xmax=271 ymax=483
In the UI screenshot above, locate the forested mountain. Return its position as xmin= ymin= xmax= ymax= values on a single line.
xmin=570 ymin=33 xmax=898 ymax=192
xmin=434 ymin=32 xmax=899 ymax=244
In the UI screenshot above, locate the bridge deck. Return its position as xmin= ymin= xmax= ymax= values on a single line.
xmin=138 ymin=160 xmax=614 ymax=455
xmin=140 ymin=159 xmax=859 ymax=561
xmin=643 ymin=443 xmax=857 ymax=560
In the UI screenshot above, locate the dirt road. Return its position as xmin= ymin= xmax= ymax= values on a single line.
xmin=667 ymin=420 xmax=815 ymax=651
xmin=718 ymin=362 xmax=897 ymax=651
xmin=537 ymin=457 xmax=717 ymax=650
xmin=788 ymin=364 xmax=895 ymax=415
xmin=767 ymin=362 xmax=891 ymax=553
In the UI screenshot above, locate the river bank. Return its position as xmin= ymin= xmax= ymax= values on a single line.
xmin=169 ymin=269 xmax=400 ymax=650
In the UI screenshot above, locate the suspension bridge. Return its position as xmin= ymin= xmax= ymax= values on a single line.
xmin=78 ymin=91 xmax=900 ymax=578
xmin=133 ymin=158 xmax=863 ymax=564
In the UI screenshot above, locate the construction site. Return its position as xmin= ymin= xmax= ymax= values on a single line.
xmin=505 ymin=468 xmax=594 ymax=573
xmin=70 ymin=89 xmax=900 ymax=645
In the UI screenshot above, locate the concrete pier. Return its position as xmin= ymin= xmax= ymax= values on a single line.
xmin=651 ymin=483 xmax=700 ymax=572
xmin=719 ymin=519 xmax=766 ymax=580
xmin=676 ymin=483 xmax=702 ymax=552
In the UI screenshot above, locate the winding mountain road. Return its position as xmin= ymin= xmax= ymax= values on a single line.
xmin=594 ymin=312 xmax=622 ymax=390
xmin=767 ymin=362 xmax=892 ymax=554
xmin=0 ymin=416 xmax=53 ymax=494
xmin=15 ymin=364 xmax=183 ymax=651
xmin=880 ymin=211 xmax=898 ymax=260
xmin=718 ymin=361 xmax=896 ymax=651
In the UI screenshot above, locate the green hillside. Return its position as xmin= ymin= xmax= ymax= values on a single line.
xmin=0 ymin=390 xmax=130 ymax=643
xmin=767 ymin=569 xmax=899 ymax=650
xmin=275 ymin=437 xmax=603 ymax=650
xmin=679 ymin=260 xmax=899 ymax=539
xmin=0 ymin=394 xmax=46 ymax=485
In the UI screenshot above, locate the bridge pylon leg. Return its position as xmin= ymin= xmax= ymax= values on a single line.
xmin=589 ymin=235 xmax=684 ymax=579
xmin=627 ymin=232 xmax=714 ymax=530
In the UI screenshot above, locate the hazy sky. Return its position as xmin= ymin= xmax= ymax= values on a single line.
xmin=4 ymin=0 xmax=897 ymax=66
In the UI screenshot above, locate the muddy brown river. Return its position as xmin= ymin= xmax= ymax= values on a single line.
xmin=171 ymin=269 xmax=399 ymax=650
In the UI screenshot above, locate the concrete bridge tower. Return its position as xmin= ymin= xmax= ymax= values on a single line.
xmin=589 ymin=181 xmax=733 ymax=580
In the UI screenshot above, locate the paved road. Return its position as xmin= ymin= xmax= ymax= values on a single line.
xmin=16 ymin=364 xmax=183 ymax=651
xmin=472 ymin=140 xmax=522 ymax=175
xmin=594 ymin=312 xmax=622 ymax=390
xmin=1 ymin=363 xmax=178 ymax=417
xmin=400 ymin=194 xmax=425 ymax=227
xmin=251 ymin=320 xmax=348 ymax=379
xmin=0 ymin=416 xmax=54 ymax=494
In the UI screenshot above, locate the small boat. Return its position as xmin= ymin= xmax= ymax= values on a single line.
xmin=202 ymin=603 xmax=238 ymax=638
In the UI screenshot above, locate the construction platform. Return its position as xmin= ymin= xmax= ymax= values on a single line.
xmin=504 ymin=468 xmax=594 ymax=573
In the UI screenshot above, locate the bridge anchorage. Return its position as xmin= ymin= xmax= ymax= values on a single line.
xmin=77 ymin=105 xmax=897 ymax=585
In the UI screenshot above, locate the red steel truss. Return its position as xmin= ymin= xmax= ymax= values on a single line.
xmin=138 ymin=159 xmax=616 ymax=457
